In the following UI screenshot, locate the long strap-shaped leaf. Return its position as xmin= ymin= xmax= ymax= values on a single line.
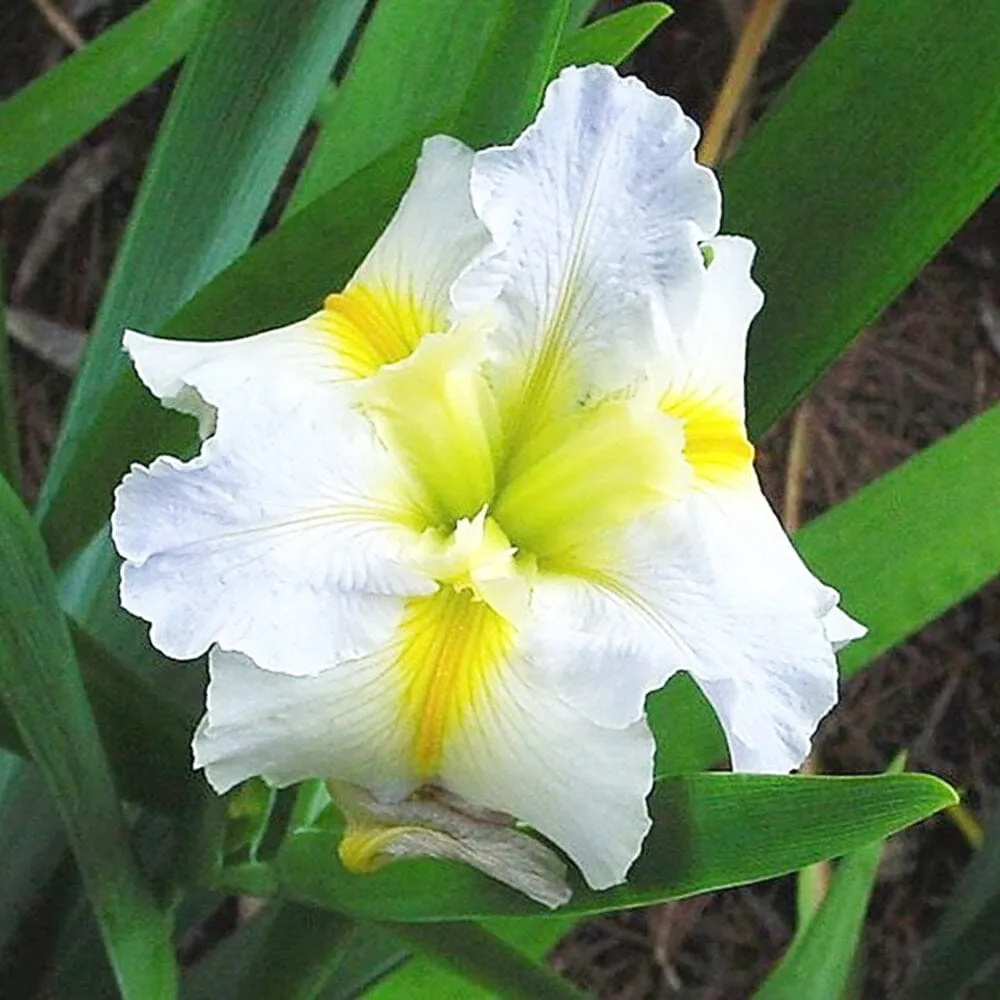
xmin=0 ymin=476 xmax=176 ymax=998
xmin=364 ymin=917 xmax=576 ymax=1000
xmin=0 ymin=619 xmax=196 ymax=814
xmin=723 ymin=0 xmax=1000 ymax=437
xmin=182 ymin=905 xmax=402 ymax=1000
xmin=37 ymin=0 xmax=367 ymax=566
xmin=260 ymin=772 xmax=953 ymax=922
xmin=289 ymin=0 xmax=567 ymax=214
xmin=752 ymin=755 xmax=907 ymax=999
xmin=386 ymin=922 xmax=586 ymax=1000
xmin=905 ymin=807 xmax=1000 ymax=999
xmin=0 ymin=0 xmax=209 ymax=200
xmin=0 ymin=260 xmax=17 ymax=491
xmin=554 ymin=2 xmax=670 ymax=69
xmin=796 ymin=403 xmax=1000 ymax=679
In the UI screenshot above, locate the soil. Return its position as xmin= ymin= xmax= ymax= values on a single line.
xmin=3 ymin=0 xmax=1000 ymax=997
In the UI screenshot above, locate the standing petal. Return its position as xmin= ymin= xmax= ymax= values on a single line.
xmin=453 ymin=63 xmax=719 ymax=445
xmin=348 ymin=135 xmax=487 ymax=336
xmin=319 ymin=135 xmax=489 ymax=377
xmin=656 ymin=235 xmax=764 ymax=418
xmin=657 ymin=236 xmax=762 ymax=490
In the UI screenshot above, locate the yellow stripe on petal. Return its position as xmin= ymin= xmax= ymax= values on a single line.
xmin=660 ymin=391 xmax=755 ymax=487
xmin=397 ymin=589 xmax=513 ymax=777
xmin=317 ymin=283 xmax=443 ymax=379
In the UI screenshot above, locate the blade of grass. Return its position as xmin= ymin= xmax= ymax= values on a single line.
xmin=754 ymin=755 xmax=904 ymax=1000
xmin=0 ymin=475 xmax=176 ymax=998
xmin=554 ymin=3 xmax=670 ymax=69
xmin=365 ymin=917 xmax=576 ymax=1000
xmin=0 ymin=259 xmax=19 ymax=491
xmin=721 ymin=0 xmax=1000 ymax=437
xmin=754 ymin=841 xmax=882 ymax=999
xmin=182 ymin=906 xmax=402 ymax=1000
xmin=0 ymin=0 xmax=209 ymax=199
xmin=796 ymin=403 xmax=1000 ymax=679
xmin=386 ymin=922 xmax=586 ymax=1000
xmin=267 ymin=772 xmax=953 ymax=921
xmin=289 ymin=0 xmax=568 ymax=214
xmin=907 ymin=807 xmax=1000 ymax=998
xmin=37 ymin=0 xmax=367 ymax=567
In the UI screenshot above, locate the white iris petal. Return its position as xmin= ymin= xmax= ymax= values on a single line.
xmin=113 ymin=64 xmax=863 ymax=905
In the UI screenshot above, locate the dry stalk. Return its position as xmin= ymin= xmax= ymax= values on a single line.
xmin=698 ymin=0 xmax=790 ymax=167
xmin=30 ymin=0 xmax=86 ymax=50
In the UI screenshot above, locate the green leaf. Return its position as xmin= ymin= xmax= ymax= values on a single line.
xmin=366 ymin=917 xmax=576 ymax=1000
xmin=184 ymin=904 xmax=353 ymax=1000
xmin=264 ymin=772 xmax=953 ymax=922
xmin=0 ymin=755 xmax=66 ymax=964
xmin=796 ymin=404 xmax=1000 ymax=679
xmin=722 ymin=1 xmax=1000 ymax=436
xmin=0 ymin=603 xmax=198 ymax=820
xmin=315 ymin=923 xmax=409 ymax=1000
xmin=450 ymin=1 xmax=569 ymax=151
xmin=37 ymin=0 xmax=367 ymax=567
xmin=0 ymin=602 xmax=198 ymax=818
xmin=385 ymin=922 xmax=586 ymax=1000
xmin=566 ymin=0 xmax=600 ymax=29
xmin=289 ymin=0 xmax=568 ymax=214
xmin=905 ymin=806 xmax=1000 ymax=999
xmin=69 ymin=621 xmax=198 ymax=814
xmin=190 ymin=904 xmax=354 ymax=1000
xmin=0 ymin=0 xmax=208 ymax=200
xmin=754 ymin=754 xmax=906 ymax=1000
xmin=753 ymin=840 xmax=881 ymax=1000
xmin=649 ymin=672 xmax=727 ymax=776
xmin=554 ymin=3 xmax=670 ymax=69
xmin=0 ymin=259 xmax=18 ymax=491
xmin=0 ymin=476 xmax=176 ymax=997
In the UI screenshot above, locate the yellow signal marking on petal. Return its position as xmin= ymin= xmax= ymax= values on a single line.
xmin=396 ymin=589 xmax=512 ymax=778
xmin=493 ymin=392 xmax=691 ymax=570
xmin=317 ymin=283 xmax=442 ymax=379
xmin=660 ymin=391 xmax=755 ymax=486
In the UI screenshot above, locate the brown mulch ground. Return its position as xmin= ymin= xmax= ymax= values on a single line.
xmin=3 ymin=0 xmax=1000 ymax=997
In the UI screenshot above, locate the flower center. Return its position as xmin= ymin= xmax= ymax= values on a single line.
xmin=414 ymin=506 xmax=532 ymax=625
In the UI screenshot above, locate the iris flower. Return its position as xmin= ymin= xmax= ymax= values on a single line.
xmin=112 ymin=65 xmax=863 ymax=907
